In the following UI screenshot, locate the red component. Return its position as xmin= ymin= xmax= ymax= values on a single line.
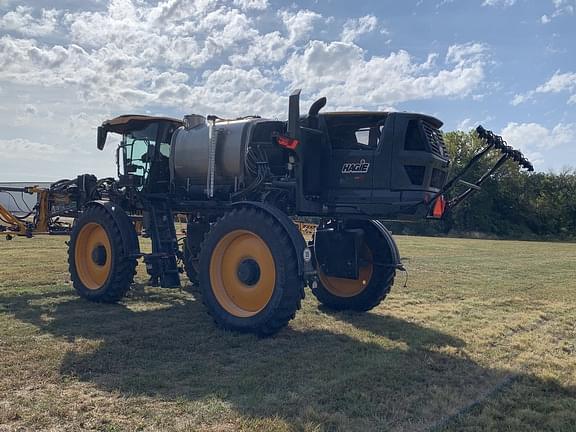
xmin=276 ymin=135 xmax=299 ymax=150
xmin=431 ymin=195 xmax=446 ymax=218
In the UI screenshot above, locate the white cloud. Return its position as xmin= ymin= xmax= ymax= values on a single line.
xmin=0 ymin=6 xmax=60 ymax=37
xmin=233 ymin=0 xmax=268 ymax=10
xmin=541 ymin=14 xmax=551 ymax=23
xmin=482 ymin=0 xmax=516 ymax=7
xmin=230 ymin=9 xmax=324 ymax=68
xmin=0 ymin=1 xmax=491 ymax=117
xmin=535 ymin=71 xmax=576 ymax=93
xmin=501 ymin=122 xmax=576 ymax=167
xmin=279 ymin=9 xmax=323 ymax=43
xmin=512 ymin=71 xmax=576 ymax=105
xmin=446 ymin=42 xmax=488 ymax=65
xmin=457 ymin=118 xmax=474 ymax=130
xmin=511 ymin=93 xmax=528 ymax=106
xmin=282 ymin=41 xmax=488 ymax=109
xmin=229 ymin=31 xmax=290 ymax=67
xmin=341 ymin=15 xmax=379 ymax=43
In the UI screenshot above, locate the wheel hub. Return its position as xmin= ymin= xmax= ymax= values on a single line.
xmin=237 ymin=258 xmax=261 ymax=286
xmin=91 ymin=245 xmax=107 ymax=266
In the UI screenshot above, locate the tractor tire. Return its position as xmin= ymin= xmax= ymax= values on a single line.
xmin=199 ymin=207 xmax=303 ymax=336
xmin=183 ymin=219 xmax=210 ymax=287
xmin=68 ymin=205 xmax=137 ymax=303
xmin=183 ymin=239 xmax=199 ymax=286
xmin=311 ymin=221 xmax=395 ymax=311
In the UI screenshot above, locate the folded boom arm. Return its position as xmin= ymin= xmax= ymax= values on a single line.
xmin=430 ymin=125 xmax=534 ymax=217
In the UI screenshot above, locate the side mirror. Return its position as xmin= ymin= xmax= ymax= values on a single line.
xmin=97 ymin=126 xmax=107 ymax=150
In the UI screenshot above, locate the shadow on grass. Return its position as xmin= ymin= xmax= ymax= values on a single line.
xmin=3 ymin=288 xmax=575 ymax=431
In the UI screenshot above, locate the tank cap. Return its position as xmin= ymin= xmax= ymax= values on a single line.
xmin=183 ymin=114 xmax=206 ymax=129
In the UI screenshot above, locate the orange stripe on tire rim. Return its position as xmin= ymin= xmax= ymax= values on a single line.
xmin=209 ymin=229 xmax=276 ymax=318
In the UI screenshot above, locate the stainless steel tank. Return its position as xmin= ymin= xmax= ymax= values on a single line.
xmin=170 ymin=118 xmax=254 ymax=191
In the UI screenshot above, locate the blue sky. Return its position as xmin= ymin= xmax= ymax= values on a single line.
xmin=0 ymin=0 xmax=574 ymax=181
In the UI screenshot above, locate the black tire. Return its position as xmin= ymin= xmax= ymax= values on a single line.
xmin=199 ymin=207 xmax=303 ymax=336
xmin=183 ymin=239 xmax=199 ymax=285
xmin=183 ymin=219 xmax=209 ymax=286
xmin=68 ymin=205 xmax=137 ymax=303
xmin=311 ymin=221 xmax=395 ymax=311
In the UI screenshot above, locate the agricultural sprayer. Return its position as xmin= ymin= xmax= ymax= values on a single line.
xmin=1 ymin=90 xmax=533 ymax=335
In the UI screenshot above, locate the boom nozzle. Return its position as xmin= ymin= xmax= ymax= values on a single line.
xmin=475 ymin=125 xmax=534 ymax=172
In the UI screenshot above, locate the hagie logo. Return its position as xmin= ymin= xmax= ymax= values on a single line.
xmin=341 ymin=159 xmax=370 ymax=174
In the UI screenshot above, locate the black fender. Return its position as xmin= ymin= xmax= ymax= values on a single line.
xmin=84 ymin=201 xmax=140 ymax=256
xmin=366 ymin=220 xmax=403 ymax=270
xmin=231 ymin=201 xmax=312 ymax=276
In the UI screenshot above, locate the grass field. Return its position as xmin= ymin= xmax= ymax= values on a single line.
xmin=0 ymin=234 xmax=575 ymax=431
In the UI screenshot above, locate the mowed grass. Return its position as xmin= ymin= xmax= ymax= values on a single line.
xmin=0 ymin=234 xmax=575 ymax=432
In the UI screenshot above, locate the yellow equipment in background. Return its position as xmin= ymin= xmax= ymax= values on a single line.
xmin=0 ymin=183 xmax=80 ymax=240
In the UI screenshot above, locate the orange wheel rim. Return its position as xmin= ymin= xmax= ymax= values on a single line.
xmin=318 ymin=245 xmax=373 ymax=297
xmin=209 ymin=230 xmax=276 ymax=318
xmin=74 ymin=223 xmax=112 ymax=290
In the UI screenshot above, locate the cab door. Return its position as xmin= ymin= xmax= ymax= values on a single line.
xmin=324 ymin=119 xmax=378 ymax=204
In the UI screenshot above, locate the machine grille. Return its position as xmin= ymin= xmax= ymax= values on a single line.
xmin=422 ymin=122 xmax=447 ymax=157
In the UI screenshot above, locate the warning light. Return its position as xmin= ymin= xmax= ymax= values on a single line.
xmin=276 ymin=135 xmax=299 ymax=150
xmin=431 ymin=195 xmax=446 ymax=218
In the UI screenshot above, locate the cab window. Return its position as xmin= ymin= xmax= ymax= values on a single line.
xmin=119 ymin=123 xmax=158 ymax=188
xmin=325 ymin=115 xmax=387 ymax=149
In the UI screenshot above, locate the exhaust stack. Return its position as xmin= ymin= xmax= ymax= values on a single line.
xmin=287 ymin=89 xmax=301 ymax=139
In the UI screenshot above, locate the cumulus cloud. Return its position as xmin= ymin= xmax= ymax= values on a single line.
xmin=501 ymin=122 xmax=576 ymax=167
xmin=482 ymin=0 xmax=516 ymax=7
xmin=502 ymin=122 xmax=575 ymax=149
xmin=341 ymin=15 xmax=379 ymax=43
xmin=446 ymin=42 xmax=488 ymax=65
xmin=0 ymin=1 xmax=492 ymax=117
xmin=233 ymin=0 xmax=268 ymax=10
xmin=535 ymin=71 xmax=576 ymax=93
xmin=0 ymin=6 xmax=60 ymax=37
xmin=511 ymin=71 xmax=576 ymax=105
xmin=280 ymin=9 xmax=323 ymax=43
xmin=281 ymin=41 xmax=489 ymax=109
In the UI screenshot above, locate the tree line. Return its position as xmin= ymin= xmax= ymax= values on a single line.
xmin=388 ymin=130 xmax=576 ymax=241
